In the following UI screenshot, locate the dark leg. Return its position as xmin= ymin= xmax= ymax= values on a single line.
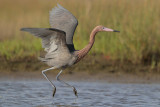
xmin=42 ymin=67 xmax=56 ymax=97
xmin=56 ymin=70 xmax=78 ymax=98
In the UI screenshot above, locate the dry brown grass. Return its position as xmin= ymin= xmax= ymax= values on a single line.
xmin=0 ymin=0 xmax=160 ymax=66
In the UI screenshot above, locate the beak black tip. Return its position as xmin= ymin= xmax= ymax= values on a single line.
xmin=113 ymin=30 xmax=120 ymax=32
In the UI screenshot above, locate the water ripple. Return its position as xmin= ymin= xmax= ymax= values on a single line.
xmin=0 ymin=81 xmax=160 ymax=107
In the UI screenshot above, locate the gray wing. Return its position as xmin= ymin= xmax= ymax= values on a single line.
xmin=21 ymin=28 xmax=69 ymax=60
xmin=49 ymin=4 xmax=78 ymax=45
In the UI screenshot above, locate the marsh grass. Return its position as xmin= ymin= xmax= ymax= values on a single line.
xmin=0 ymin=0 xmax=160 ymax=65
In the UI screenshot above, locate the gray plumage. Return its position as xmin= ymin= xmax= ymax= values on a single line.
xmin=21 ymin=4 xmax=79 ymax=69
xmin=49 ymin=4 xmax=78 ymax=45
xmin=21 ymin=28 xmax=77 ymax=68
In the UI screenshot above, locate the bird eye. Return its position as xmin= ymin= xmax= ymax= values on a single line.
xmin=102 ymin=27 xmax=105 ymax=29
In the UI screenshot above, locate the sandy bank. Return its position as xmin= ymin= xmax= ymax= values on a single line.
xmin=0 ymin=71 xmax=160 ymax=84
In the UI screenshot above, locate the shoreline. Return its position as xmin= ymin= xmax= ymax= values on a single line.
xmin=0 ymin=71 xmax=160 ymax=84
xmin=0 ymin=55 xmax=160 ymax=84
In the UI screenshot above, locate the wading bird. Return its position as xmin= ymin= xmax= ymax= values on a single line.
xmin=21 ymin=4 xmax=119 ymax=98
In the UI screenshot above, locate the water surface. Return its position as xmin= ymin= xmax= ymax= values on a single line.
xmin=0 ymin=80 xmax=160 ymax=107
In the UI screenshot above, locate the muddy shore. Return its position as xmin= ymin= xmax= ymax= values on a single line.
xmin=1 ymin=71 xmax=160 ymax=84
xmin=0 ymin=55 xmax=160 ymax=83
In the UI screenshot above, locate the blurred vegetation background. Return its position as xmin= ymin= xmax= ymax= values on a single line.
xmin=0 ymin=0 xmax=160 ymax=72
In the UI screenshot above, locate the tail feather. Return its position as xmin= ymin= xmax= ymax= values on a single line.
xmin=38 ymin=57 xmax=47 ymax=62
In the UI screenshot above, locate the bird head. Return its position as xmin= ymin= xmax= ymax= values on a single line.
xmin=96 ymin=25 xmax=120 ymax=32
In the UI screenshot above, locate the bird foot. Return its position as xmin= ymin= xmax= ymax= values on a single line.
xmin=52 ymin=87 xmax=56 ymax=97
xmin=73 ymin=87 xmax=78 ymax=98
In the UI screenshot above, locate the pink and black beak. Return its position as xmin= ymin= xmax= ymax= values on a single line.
xmin=103 ymin=27 xmax=120 ymax=32
xmin=113 ymin=30 xmax=120 ymax=32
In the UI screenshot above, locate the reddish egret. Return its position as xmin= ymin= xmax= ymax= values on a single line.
xmin=21 ymin=4 xmax=119 ymax=98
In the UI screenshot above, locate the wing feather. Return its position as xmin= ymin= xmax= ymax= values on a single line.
xmin=49 ymin=4 xmax=78 ymax=45
xmin=21 ymin=28 xmax=69 ymax=61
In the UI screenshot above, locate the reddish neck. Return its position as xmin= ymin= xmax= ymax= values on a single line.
xmin=76 ymin=27 xmax=99 ymax=62
xmin=87 ymin=28 xmax=98 ymax=50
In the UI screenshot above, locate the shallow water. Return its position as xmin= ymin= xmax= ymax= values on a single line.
xmin=0 ymin=80 xmax=160 ymax=107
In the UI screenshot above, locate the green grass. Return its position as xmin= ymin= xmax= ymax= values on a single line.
xmin=0 ymin=38 xmax=41 ymax=60
xmin=0 ymin=0 xmax=160 ymax=64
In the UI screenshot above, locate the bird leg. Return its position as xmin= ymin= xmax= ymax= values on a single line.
xmin=56 ymin=70 xmax=78 ymax=98
xmin=42 ymin=67 xmax=56 ymax=97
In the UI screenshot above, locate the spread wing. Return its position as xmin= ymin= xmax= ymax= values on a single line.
xmin=20 ymin=28 xmax=69 ymax=61
xmin=49 ymin=4 xmax=78 ymax=45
